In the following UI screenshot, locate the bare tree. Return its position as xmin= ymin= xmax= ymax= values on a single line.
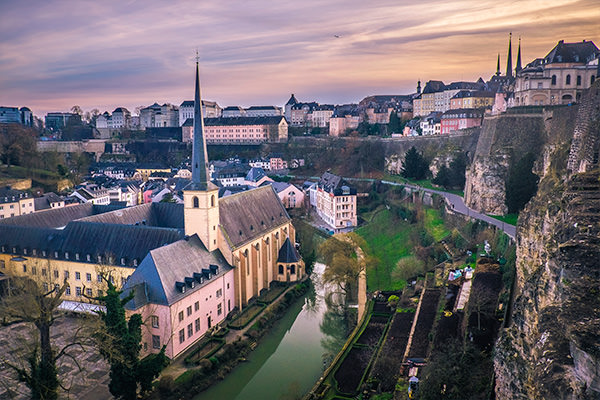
xmin=0 ymin=261 xmax=85 ymax=400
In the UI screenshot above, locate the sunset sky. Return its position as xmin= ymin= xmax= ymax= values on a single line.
xmin=1 ymin=0 xmax=599 ymax=117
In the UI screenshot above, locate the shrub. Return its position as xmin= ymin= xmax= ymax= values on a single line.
xmin=209 ymin=356 xmax=219 ymax=367
xmin=158 ymin=375 xmax=175 ymax=395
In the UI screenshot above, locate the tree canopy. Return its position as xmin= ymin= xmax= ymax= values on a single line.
xmin=94 ymin=279 xmax=168 ymax=400
xmin=401 ymin=146 xmax=429 ymax=180
xmin=432 ymin=154 xmax=467 ymax=190
xmin=505 ymin=153 xmax=539 ymax=213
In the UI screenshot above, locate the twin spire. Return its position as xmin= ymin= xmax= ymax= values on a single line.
xmin=497 ymin=33 xmax=522 ymax=78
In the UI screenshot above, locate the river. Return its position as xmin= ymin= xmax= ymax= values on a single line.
xmin=193 ymin=263 xmax=347 ymax=400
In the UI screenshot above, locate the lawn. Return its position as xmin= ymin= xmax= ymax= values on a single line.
xmin=488 ymin=213 xmax=518 ymax=226
xmin=424 ymin=208 xmax=451 ymax=241
xmin=356 ymin=209 xmax=412 ymax=291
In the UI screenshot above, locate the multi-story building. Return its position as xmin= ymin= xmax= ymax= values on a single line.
xmin=110 ymin=107 xmax=131 ymax=129
xmin=45 ymin=112 xmax=80 ymax=131
xmin=69 ymin=185 xmax=111 ymax=205
xmin=413 ymin=81 xmax=445 ymax=117
xmin=0 ymin=188 xmax=34 ymax=219
xmin=420 ymin=112 xmax=442 ymax=135
xmin=290 ymin=102 xmax=318 ymax=127
xmin=34 ymin=192 xmax=66 ymax=211
xmin=245 ymin=106 xmax=282 ymax=117
xmin=450 ymin=90 xmax=495 ymax=110
xmin=513 ymin=40 xmax=599 ymax=106
xmin=268 ymin=154 xmax=287 ymax=171
xmin=312 ymin=172 xmax=357 ymax=231
xmin=284 ymin=94 xmax=298 ymax=122
xmin=309 ymin=104 xmax=334 ymax=127
xmin=0 ymin=62 xmax=304 ymax=361
xmin=191 ymin=116 xmax=288 ymax=144
xmin=0 ymin=107 xmax=33 ymax=126
xmin=440 ymin=108 xmax=485 ymax=134
xmin=140 ymin=103 xmax=179 ymax=129
xmin=179 ymin=100 xmax=222 ymax=126
xmin=222 ymin=106 xmax=246 ymax=118
xmin=269 ymin=182 xmax=305 ymax=209
xmin=329 ymin=113 xmax=360 ymax=136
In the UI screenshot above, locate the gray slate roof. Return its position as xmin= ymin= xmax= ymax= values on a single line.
xmin=0 ymin=203 xmax=121 ymax=228
xmin=123 ymin=235 xmax=231 ymax=308
xmin=204 ymin=116 xmax=285 ymax=126
xmin=277 ymin=237 xmax=300 ymax=263
xmin=76 ymin=203 xmax=184 ymax=230
xmin=219 ymin=185 xmax=289 ymax=248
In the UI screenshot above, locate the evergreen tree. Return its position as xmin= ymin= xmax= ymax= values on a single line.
xmin=505 ymin=153 xmax=539 ymax=213
xmin=448 ymin=153 xmax=467 ymax=190
xmin=401 ymin=146 xmax=429 ymax=180
xmin=95 ymin=279 xmax=168 ymax=400
xmin=388 ymin=112 xmax=401 ymax=134
xmin=432 ymin=165 xmax=451 ymax=187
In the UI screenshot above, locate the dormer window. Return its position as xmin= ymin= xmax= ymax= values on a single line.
xmin=23 ymin=248 xmax=27 ymax=255
xmin=54 ymin=251 xmax=59 ymax=258
xmin=193 ymin=272 xmax=204 ymax=284
xmin=32 ymin=249 xmax=37 ymax=256
xmin=176 ymin=282 xmax=186 ymax=293
xmin=65 ymin=252 xmax=69 ymax=260
xmin=133 ymin=259 xmax=138 ymax=267
xmin=121 ymin=257 xmax=126 ymax=266
xmin=209 ymin=265 xmax=219 ymax=275
xmin=185 ymin=277 xmax=195 ymax=288
xmin=42 ymin=250 xmax=47 ymax=257
xmin=87 ymin=254 xmax=91 ymax=262
xmin=75 ymin=253 xmax=80 ymax=261
xmin=202 ymin=268 xmax=212 ymax=280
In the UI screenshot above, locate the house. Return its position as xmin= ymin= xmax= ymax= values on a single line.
xmin=184 ymin=116 xmax=288 ymax=144
xmin=440 ymin=108 xmax=485 ymax=134
xmin=313 ymin=172 xmax=357 ymax=231
xmin=0 ymin=188 xmax=34 ymax=219
xmin=140 ymin=103 xmax=179 ymax=129
xmin=413 ymin=81 xmax=446 ymax=117
xmin=34 ymin=192 xmax=66 ymax=211
xmin=179 ymin=100 xmax=222 ymax=125
xmin=0 ymin=62 xmax=303 ymax=361
xmin=420 ymin=112 xmax=442 ymax=135
xmin=69 ymin=185 xmax=110 ymax=205
xmin=245 ymin=106 xmax=283 ymax=117
xmin=450 ymin=91 xmax=495 ymax=110
xmin=245 ymin=167 xmax=273 ymax=187
xmin=268 ymin=154 xmax=287 ymax=171
xmin=267 ymin=181 xmax=305 ymax=208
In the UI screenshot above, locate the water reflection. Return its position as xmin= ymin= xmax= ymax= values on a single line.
xmin=194 ymin=263 xmax=347 ymax=400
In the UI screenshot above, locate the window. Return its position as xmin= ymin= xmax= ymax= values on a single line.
xmin=97 ymin=274 xmax=102 ymax=283
xmin=577 ymin=75 xmax=582 ymax=86
xmin=228 ymin=299 xmax=231 ymax=312
xmin=0 ymin=260 xmax=4 ymax=269
xmin=152 ymin=335 xmax=161 ymax=349
xmin=194 ymin=301 xmax=199 ymax=311
xmin=290 ymin=265 xmax=296 ymax=274
xmin=195 ymin=318 xmax=200 ymax=332
xmin=42 ymin=268 xmax=47 ymax=276
xmin=75 ymin=287 xmax=82 ymax=297
xmin=86 ymin=273 xmax=92 ymax=282
xmin=279 ymin=265 xmax=284 ymax=274
xmin=187 ymin=306 xmax=192 ymax=316
xmin=75 ymin=253 xmax=80 ymax=261
xmin=152 ymin=315 xmax=159 ymax=328
xmin=227 ymin=283 xmax=230 ymax=290
xmin=216 ymin=289 xmax=222 ymax=298
xmin=53 ymin=270 xmax=59 ymax=278
xmin=75 ymin=272 xmax=81 ymax=280
xmin=187 ymin=323 xmax=193 ymax=338
xmin=23 ymin=264 xmax=27 ymax=273
xmin=551 ymin=75 xmax=557 ymax=85
xmin=66 ymin=286 xmax=71 ymax=295
xmin=179 ymin=329 xmax=185 ymax=344
xmin=566 ymin=75 xmax=571 ymax=85
xmin=178 ymin=311 xmax=184 ymax=322
xmin=86 ymin=288 xmax=93 ymax=297
xmin=193 ymin=196 xmax=199 ymax=208
xmin=217 ymin=303 xmax=222 ymax=316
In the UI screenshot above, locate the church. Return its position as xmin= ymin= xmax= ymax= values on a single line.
xmin=0 ymin=62 xmax=304 ymax=359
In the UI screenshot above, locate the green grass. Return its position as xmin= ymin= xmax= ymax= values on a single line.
xmin=488 ymin=213 xmax=519 ymax=226
xmin=424 ymin=208 xmax=451 ymax=241
xmin=356 ymin=209 xmax=412 ymax=291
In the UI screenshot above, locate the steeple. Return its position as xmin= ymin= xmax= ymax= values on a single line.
xmin=416 ymin=80 xmax=421 ymax=94
xmin=506 ymin=33 xmax=513 ymax=78
xmin=515 ymin=36 xmax=522 ymax=74
xmin=189 ymin=55 xmax=214 ymax=191
xmin=496 ymin=53 xmax=501 ymax=76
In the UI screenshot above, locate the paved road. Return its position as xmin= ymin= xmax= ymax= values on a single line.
xmin=379 ymin=180 xmax=516 ymax=239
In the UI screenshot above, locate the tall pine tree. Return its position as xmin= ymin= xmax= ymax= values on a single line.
xmin=401 ymin=146 xmax=429 ymax=180
xmin=95 ymin=279 xmax=168 ymax=400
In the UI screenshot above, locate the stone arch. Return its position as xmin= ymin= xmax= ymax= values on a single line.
xmin=561 ymin=94 xmax=573 ymax=104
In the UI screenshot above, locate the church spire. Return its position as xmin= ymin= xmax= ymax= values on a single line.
xmin=189 ymin=53 xmax=212 ymax=190
xmin=515 ymin=36 xmax=522 ymax=74
xmin=506 ymin=33 xmax=513 ymax=78
xmin=496 ymin=53 xmax=501 ymax=76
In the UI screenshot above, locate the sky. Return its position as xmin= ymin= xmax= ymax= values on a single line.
xmin=1 ymin=0 xmax=599 ymax=117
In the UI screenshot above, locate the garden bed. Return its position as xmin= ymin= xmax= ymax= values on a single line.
xmin=184 ymin=337 xmax=225 ymax=365
xmin=407 ymin=288 xmax=441 ymax=358
xmin=370 ymin=310 xmax=415 ymax=391
xmin=355 ymin=315 xmax=389 ymax=347
xmin=334 ymin=345 xmax=372 ymax=395
xmin=229 ymin=303 xmax=266 ymax=330
xmin=257 ymin=284 xmax=288 ymax=304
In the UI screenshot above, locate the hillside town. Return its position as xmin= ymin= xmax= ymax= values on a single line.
xmin=1 ymin=28 xmax=600 ymax=400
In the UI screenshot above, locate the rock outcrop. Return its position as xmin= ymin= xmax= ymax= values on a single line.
xmin=494 ymin=81 xmax=600 ymax=400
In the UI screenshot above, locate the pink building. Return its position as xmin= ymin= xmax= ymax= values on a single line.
xmin=183 ymin=116 xmax=288 ymax=144
xmin=269 ymin=154 xmax=287 ymax=171
xmin=440 ymin=108 xmax=485 ymax=134
xmin=123 ymin=235 xmax=235 ymax=359
xmin=329 ymin=114 xmax=360 ymax=136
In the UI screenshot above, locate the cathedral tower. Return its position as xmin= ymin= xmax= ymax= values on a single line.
xmin=506 ymin=33 xmax=513 ymax=78
xmin=515 ymin=36 xmax=523 ymax=74
xmin=183 ymin=57 xmax=220 ymax=251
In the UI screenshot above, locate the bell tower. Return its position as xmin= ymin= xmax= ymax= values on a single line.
xmin=183 ymin=55 xmax=220 ymax=251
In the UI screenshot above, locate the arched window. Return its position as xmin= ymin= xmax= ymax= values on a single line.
xmin=551 ymin=75 xmax=557 ymax=85
xmin=210 ymin=195 xmax=215 ymax=207
xmin=566 ymin=75 xmax=571 ymax=85
xmin=192 ymin=196 xmax=199 ymax=208
xmin=290 ymin=265 xmax=295 ymax=274
xmin=576 ymin=75 xmax=582 ymax=86
xmin=278 ymin=265 xmax=284 ymax=274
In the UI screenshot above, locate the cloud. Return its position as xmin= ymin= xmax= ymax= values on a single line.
xmin=0 ymin=0 xmax=598 ymax=116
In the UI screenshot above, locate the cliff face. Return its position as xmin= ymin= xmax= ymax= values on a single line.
xmin=494 ymin=82 xmax=600 ymax=399
xmin=464 ymin=108 xmax=577 ymax=215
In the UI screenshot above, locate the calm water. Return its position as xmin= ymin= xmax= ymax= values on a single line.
xmin=194 ymin=263 xmax=347 ymax=400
